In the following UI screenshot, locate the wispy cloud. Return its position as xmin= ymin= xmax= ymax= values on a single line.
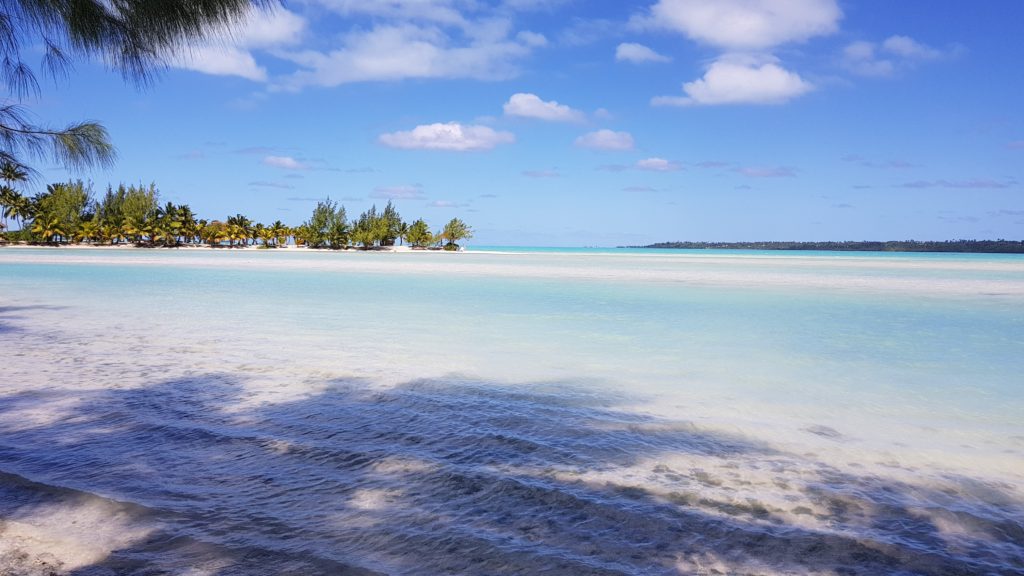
xmin=623 ymin=185 xmax=658 ymax=192
xmin=504 ymin=93 xmax=584 ymax=122
xmin=1008 ymin=141 xmax=1024 ymax=150
xmin=235 ymin=146 xmax=277 ymax=155
xmin=843 ymin=35 xmax=954 ymax=77
xmin=841 ymin=154 xmax=916 ymax=169
xmin=630 ymin=0 xmax=841 ymax=51
xmin=371 ymin=185 xmax=426 ymax=199
xmin=574 ymin=129 xmax=635 ymax=151
xmin=522 ymin=169 xmax=561 ymax=178
xmin=379 ymin=122 xmax=515 ymax=151
xmin=900 ymin=179 xmax=1015 ymax=189
xmin=169 ymin=4 xmax=306 ymax=81
xmin=636 ymin=157 xmax=682 ymax=172
xmin=175 ymin=150 xmax=205 ymax=160
xmin=262 ymin=155 xmax=309 ymax=170
xmin=427 ymin=200 xmax=468 ymax=208
xmin=274 ymin=21 xmax=546 ymax=91
xmin=735 ymin=166 xmax=797 ymax=178
xmin=615 ymin=42 xmax=670 ymax=64
xmin=249 ymin=180 xmax=295 ymax=189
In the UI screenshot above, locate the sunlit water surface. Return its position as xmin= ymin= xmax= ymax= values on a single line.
xmin=1 ymin=247 xmax=1022 ymax=575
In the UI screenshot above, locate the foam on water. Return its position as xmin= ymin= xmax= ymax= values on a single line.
xmin=1 ymin=247 xmax=1022 ymax=574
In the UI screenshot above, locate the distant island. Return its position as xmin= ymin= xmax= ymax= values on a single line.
xmin=626 ymin=240 xmax=1024 ymax=254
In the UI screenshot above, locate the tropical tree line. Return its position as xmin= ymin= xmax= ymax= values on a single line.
xmin=0 ymin=173 xmax=472 ymax=250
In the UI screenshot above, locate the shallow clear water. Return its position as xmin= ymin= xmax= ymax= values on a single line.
xmin=1 ymin=247 xmax=1022 ymax=575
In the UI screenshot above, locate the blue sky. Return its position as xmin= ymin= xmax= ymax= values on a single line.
xmin=33 ymin=0 xmax=1024 ymax=246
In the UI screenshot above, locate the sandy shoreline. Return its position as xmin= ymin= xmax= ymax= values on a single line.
xmin=3 ymin=242 xmax=1023 ymax=297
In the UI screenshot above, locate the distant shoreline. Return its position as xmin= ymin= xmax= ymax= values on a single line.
xmin=625 ymin=240 xmax=1024 ymax=254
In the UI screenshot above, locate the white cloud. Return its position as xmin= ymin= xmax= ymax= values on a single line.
xmin=427 ymin=200 xmax=466 ymax=208
xmin=653 ymin=56 xmax=813 ymax=106
xmin=276 ymin=23 xmax=544 ymax=89
xmin=311 ymin=0 xmax=468 ymax=26
xmin=632 ymin=0 xmax=841 ymax=51
xmin=262 ymin=155 xmax=309 ymax=170
xmin=736 ymin=166 xmax=796 ymax=178
xmin=883 ymin=35 xmax=941 ymax=59
xmin=574 ymin=129 xmax=635 ymax=151
xmin=503 ymin=93 xmax=584 ymax=122
xmin=169 ymin=4 xmax=305 ymax=80
xmin=174 ymin=46 xmax=268 ymax=81
xmin=522 ymin=169 xmax=560 ymax=178
xmin=371 ymin=185 xmax=425 ymax=199
xmin=379 ymin=122 xmax=515 ymax=151
xmin=615 ymin=42 xmax=670 ymax=64
xmin=843 ymin=35 xmax=947 ymax=77
xmin=636 ymin=157 xmax=681 ymax=171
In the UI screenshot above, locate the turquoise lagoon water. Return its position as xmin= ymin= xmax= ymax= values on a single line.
xmin=0 ymin=247 xmax=1022 ymax=574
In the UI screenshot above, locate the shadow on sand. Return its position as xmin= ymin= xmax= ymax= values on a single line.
xmin=0 ymin=374 xmax=1021 ymax=575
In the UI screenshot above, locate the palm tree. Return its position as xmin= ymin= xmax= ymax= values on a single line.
xmin=270 ymin=220 xmax=289 ymax=247
xmin=31 ymin=214 xmax=65 ymax=243
xmin=258 ymin=227 xmax=276 ymax=248
xmin=0 ymin=160 xmax=28 ymax=230
xmin=179 ymin=205 xmax=198 ymax=245
xmin=76 ymin=219 xmax=100 ymax=244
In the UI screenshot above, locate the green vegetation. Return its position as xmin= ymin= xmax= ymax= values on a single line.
xmin=1 ymin=0 xmax=264 ymax=175
xmin=632 ymin=240 xmax=1024 ymax=254
xmin=0 ymin=180 xmax=471 ymax=251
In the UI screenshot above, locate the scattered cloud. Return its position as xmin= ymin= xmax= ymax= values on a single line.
xmin=636 ymin=157 xmax=682 ymax=171
xmin=175 ymin=150 xmax=205 ymax=160
xmin=234 ymin=146 xmax=277 ymax=155
xmin=615 ymin=42 xmax=670 ymax=64
xmin=593 ymin=108 xmax=613 ymax=119
xmin=371 ymin=185 xmax=426 ymax=199
xmin=262 ymin=155 xmax=309 ymax=170
xmin=559 ymin=18 xmax=618 ymax=46
xmin=503 ymin=93 xmax=584 ymax=122
xmin=169 ymin=4 xmax=306 ymax=81
xmin=735 ymin=166 xmax=796 ymax=178
xmin=249 ymin=180 xmax=295 ymax=189
xmin=274 ymin=22 xmax=545 ymax=90
xmin=843 ymin=35 xmax=951 ymax=77
xmin=900 ymin=179 xmax=1015 ymax=189
xmin=522 ymin=169 xmax=561 ymax=178
xmin=479 ymin=193 xmax=499 ymax=198
xmin=938 ymin=215 xmax=980 ymax=223
xmin=842 ymin=154 xmax=916 ymax=169
xmin=574 ymin=129 xmax=635 ymax=151
xmin=832 ymin=203 xmax=854 ymax=209
xmin=634 ymin=1 xmax=836 ymax=107
xmin=379 ymin=122 xmax=515 ymax=151
xmin=597 ymin=164 xmax=629 ymax=172
xmin=653 ymin=55 xmax=813 ymax=106
xmin=427 ymin=200 xmax=467 ymax=208
xmin=286 ymin=196 xmax=324 ymax=202
xmin=990 ymin=209 xmax=1024 ymax=216
xmin=883 ymin=35 xmax=942 ymax=59
xmin=631 ymin=0 xmax=842 ymax=51
xmin=696 ymin=160 xmax=730 ymax=168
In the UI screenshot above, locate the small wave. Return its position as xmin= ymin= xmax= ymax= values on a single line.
xmin=1 ymin=378 xmax=1022 ymax=574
